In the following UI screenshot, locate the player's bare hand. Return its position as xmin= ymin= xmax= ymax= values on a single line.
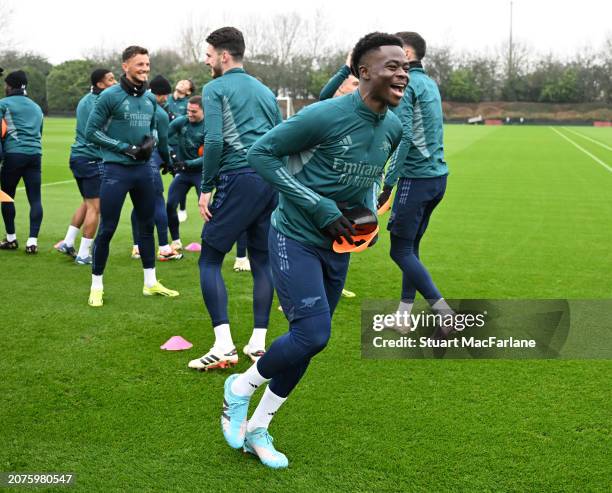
xmin=199 ymin=192 xmax=212 ymax=221
xmin=345 ymin=50 xmax=352 ymax=68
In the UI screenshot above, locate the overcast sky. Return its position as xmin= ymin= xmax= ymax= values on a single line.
xmin=4 ymin=0 xmax=611 ymax=63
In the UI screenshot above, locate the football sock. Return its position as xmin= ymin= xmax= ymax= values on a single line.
xmin=91 ymin=274 xmax=103 ymax=290
xmin=396 ymin=300 xmax=414 ymax=329
xmin=231 ymin=362 xmax=269 ymax=397
xmin=78 ymin=237 xmax=93 ymax=258
xmin=143 ymin=268 xmax=157 ymax=288
xmin=249 ymin=328 xmax=267 ymax=350
xmin=159 ymin=244 xmax=172 ymax=254
xmin=213 ymin=323 xmax=234 ymax=352
xmin=249 ymin=246 xmax=274 ymax=328
xmin=64 ymin=225 xmax=80 ymax=247
xmin=26 ymin=237 xmax=37 ymax=247
xmin=432 ymin=298 xmax=454 ymax=315
xmin=247 ymin=386 xmax=287 ymax=432
xmin=390 ymin=234 xmax=442 ymax=301
xmin=6 ymin=233 xmax=16 ymax=242
xmin=199 ymin=243 xmax=230 ymax=327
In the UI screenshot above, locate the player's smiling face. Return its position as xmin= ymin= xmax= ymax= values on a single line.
xmin=367 ymin=45 xmax=409 ymax=107
xmin=187 ymin=102 xmax=203 ymax=123
xmin=122 ymin=54 xmax=150 ymax=85
xmin=205 ymin=44 xmax=224 ymax=78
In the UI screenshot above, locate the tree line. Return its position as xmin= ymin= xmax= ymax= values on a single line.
xmin=1 ymin=13 xmax=611 ymax=113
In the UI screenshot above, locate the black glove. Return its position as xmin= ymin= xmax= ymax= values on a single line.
xmin=377 ymin=185 xmax=393 ymax=210
xmin=160 ymin=162 xmax=170 ymax=175
xmin=173 ymin=161 xmax=188 ymax=173
xmin=324 ymin=215 xmax=357 ymax=245
xmin=123 ymin=135 xmax=156 ymax=161
xmin=368 ymin=233 xmax=379 ymax=248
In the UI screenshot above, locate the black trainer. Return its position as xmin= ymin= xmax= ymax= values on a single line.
xmin=0 ymin=238 xmax=18 ymax=250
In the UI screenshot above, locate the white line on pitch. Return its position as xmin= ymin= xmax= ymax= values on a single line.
xmin=15 ymin=179 xmax=73 ymax=192
xmin=550 ymin=127 xmax=612 ymax=173
xmin=563 ymin=127 xmax=612 ymax=152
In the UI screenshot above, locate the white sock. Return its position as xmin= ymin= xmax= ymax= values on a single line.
xmin=133 ymin=244 xmax=139 ymax=249
xmin=432 ymin=298 xmax=454 ymax=316
xmin=144 ymin=268 xmax=157 ymax=288
xmin=6 ymin=233 xmax=16 ymax=242
xmin=395 ymin=300 xmax=414 ymax=329
xmin=64 ymin=225 xmax=80 ymax=247
xmin=26 ymin=237 xmax=38 ymax=247
xmin=231 ymin=363 xmax=269 ymax=397
xmin=248 ymin=328 xmax=267 ymax=350
xmin=213 ymin=323 xmax=234 ymax=352
xmin=77 ymin=237 xmax=93 ymax=258
xmin=91 ymin=274 xmax=103 ymax=290
xmin=159 ymin=244 xmax=171 ymax=254
xmin=247 ymin=386 xmax=287 ymax=432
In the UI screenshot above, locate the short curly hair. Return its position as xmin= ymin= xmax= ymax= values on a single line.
xmin=206 ymin=27 xmax=245 ymax=60
xmin=350 ymin=32 xmax=403 ymax=78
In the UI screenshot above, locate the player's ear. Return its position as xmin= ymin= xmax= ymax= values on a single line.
xmin=359 ymin=64 xmax=370 ymax=81
xmin=121 ymin=62 xmax=128 ymax=74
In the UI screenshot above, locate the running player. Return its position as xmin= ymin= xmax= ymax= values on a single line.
xmin=377 ymin=32 xmax=453 ymax=334
xmin=0 ymin=70 xmax=44 ymax=254
xmin=56 ymin=68 xmax=116 ymax=264
xmin=85 ymin=46 xmax=178 ymax=307
xmin=187 ymin=27 xmax=280 ymax=371
xmin=129 ymin=74 xmax=181 ymax=262
xmin=221 ymin=32 xmax=407 ymax=468
xmin=165 ymin=95 xmax=205 ymax=250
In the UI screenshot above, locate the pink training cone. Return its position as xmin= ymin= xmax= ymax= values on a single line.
xmin=185 ymin=242 xmax=201 ymax=252
xmin=160 ymin=336 xmax=193 ymax=351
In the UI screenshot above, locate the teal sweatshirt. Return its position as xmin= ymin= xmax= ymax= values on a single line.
xmin=201 ymin=67 xmax=282 ymax=193
xmin=0 ymin=94 xmax=44 ymax=155
xmin=85 ymin=83 xmax=157 ymax=165
xmin=384 ymin=66 xmax=448 ymax=184
xmin=166 ymin=94 xmax=188 ymax=119
xmin=248 ymin=91 xmax=402 ymax=249
xmin=153 ymin=104 xmax=170 ymax=165
xmin=168 ymin=115 xmax=205 ymax=168
xmin=70 ymin=91 xmax=102 ymax=161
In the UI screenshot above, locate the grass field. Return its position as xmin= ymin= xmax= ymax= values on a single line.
xmin=1 ymin=120 xmax=610 ymax=492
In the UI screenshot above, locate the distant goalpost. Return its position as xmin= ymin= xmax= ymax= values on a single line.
xmin=276 ymin=96 xmax=294 ymax=119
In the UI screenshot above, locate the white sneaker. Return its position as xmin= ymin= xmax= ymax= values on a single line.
xmin=233 ymin=257 xmax=251 ymax=272
xmin=178 ymin=209 xmax=188 ymax=223
xmin=171 ymin=239 xmax=183 ymax=251
xmin=242 ymin=344 xmax=265 ymax=363
xmin=131 ymin=246 xmax=140 ymax=259
xmin=188 ymin=347 xmax=238 ymax=371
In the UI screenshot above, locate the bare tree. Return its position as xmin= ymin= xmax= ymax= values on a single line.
xmin=179 ymin=19 xmax=209 ymax=64
xmin=0 ymin=0 xmax=14 ymax=50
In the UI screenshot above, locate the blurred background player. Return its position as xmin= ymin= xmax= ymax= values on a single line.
xmin=377 ymin=32 xmax=453 ymax=334
xmin=130 ymin=74 xmax=181 ymax=262
xmin=188 ymin=27 xmax=280 ymax=371
xmin=222 ymin=32 xmax=406 ymax=469
xmin=165 ymin=95 xmax=204 ymax=252
xmin=85 ymin=46 xmax=179 ymax=307
xmin=319 ymin=50 xmax=359 ymax=100
xmin=56 ymin=68 xmax=116 ymax=264
xmin=167 ymin=79 xmax=195 ymax=223
xmin=0 ymin=70 xmax=44 ymax=254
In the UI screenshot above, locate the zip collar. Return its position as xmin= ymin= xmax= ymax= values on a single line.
xmin=223 ymin=67 xmax=246 ymax=76
xmin=120 ymin=75 xmax=148 ymax=97
xmin=351 ymin=90 xmax=387 ymax=124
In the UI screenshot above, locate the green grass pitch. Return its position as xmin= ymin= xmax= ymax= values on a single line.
xmin=1 ymin=120 xmax=610 ymax=491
